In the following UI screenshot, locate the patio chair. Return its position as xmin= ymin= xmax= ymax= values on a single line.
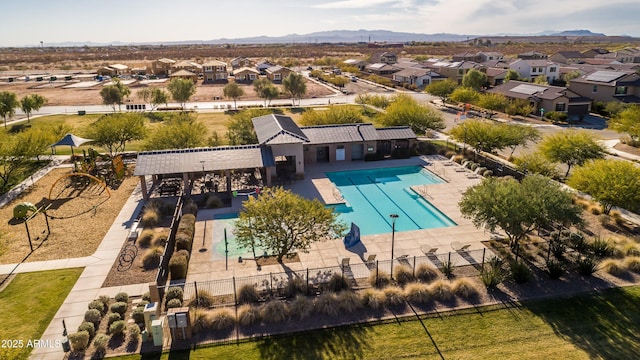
xmin=365 ymin=254 xmax=376 ymax=263
xmin=420 ymin=246 xmax=438 ymax=255
xmin=340 ymin=257 xmax=350 ymax=269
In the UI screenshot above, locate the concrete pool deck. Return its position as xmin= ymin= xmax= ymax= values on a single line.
xmin=186 ymin=156 xmax=490 ymax=283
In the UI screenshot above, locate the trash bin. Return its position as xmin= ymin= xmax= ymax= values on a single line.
xmin=78 ymin=110 xmax=86 ymax=115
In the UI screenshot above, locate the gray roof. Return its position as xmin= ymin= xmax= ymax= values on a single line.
xmin=252 ymin=114 xmax=309 ymax=145
xmin=375 ymin=127 xmax=418 ymax=140
xmin=489 ymin=81 xmax=570 ymax=101
xmin=133 ymin=145 xmax=274 ymax=176
xmin=300 ymin=123 xmax=416 ymax=144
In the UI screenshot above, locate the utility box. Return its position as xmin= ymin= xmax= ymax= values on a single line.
xmin=150 ymin=318 xmax=164 ymax=347
xmin=143 ymin=302 xmax=159 ymax=334
xmin=167 ymin=307 xmax=192 ymax=340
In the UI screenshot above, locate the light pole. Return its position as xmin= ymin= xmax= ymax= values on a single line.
xmin=390 ymin=214 xmax=399 ymax=280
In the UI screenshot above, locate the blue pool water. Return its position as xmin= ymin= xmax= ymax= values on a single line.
xmin=326 ymin=166 xmax=456 ymax=235
xmin=212 ymin=213 xmax=266 ymax=258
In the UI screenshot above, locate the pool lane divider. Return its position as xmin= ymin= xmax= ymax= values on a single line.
xmin=366 ymin=176 xmax=421 ymax=229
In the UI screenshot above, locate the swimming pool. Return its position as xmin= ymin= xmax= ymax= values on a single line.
xmin=326 ymin=166 xmax=456 ymax=235
xmin=212 ymin=213 xmax=266 ymax=259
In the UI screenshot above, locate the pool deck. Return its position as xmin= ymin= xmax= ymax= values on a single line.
xmin=186 ymin=156 xmax=490 ymax=283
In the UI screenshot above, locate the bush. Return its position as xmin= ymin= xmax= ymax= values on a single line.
xmin=69 ymin=331 xmax=90 ymax=352
xmin=165 ymin=286 xmax=183 ymax=303
xmin=137 ymin=229 xmax=155 ymax=247
xmin=78 ymin=322 xmax=95 ymax=339
xmin=131 ymin=307 xmax=145 ymax=324
xmin=127 ymin=324 xmax=141 ymax=343
xmin=285 ymin=277 xmax=307 ymax=298
xmin=550 ymin=238 xmax=567 ymax=259
xmin=577 ymin=257 xmax=599 ymax=276
xmin=182 ymin=199 xmax=198 ymax=215
xmin=546 ymin=259 xmax=565 ymax=279
xmin=210 ymin=308 xmax=236 ymax=330
xmin=314 ymin=293 xmax=339 ymax=316
xmin=205 ymin=194 xmax=224 ymax=208
xmin=326 ymin=273 xmax=350 ymax=293
xmin=451 ymin=278 xmax=480 ymax=299
xmin=623 ymin=256 xmax=640 ymax=273
xmin=142 ymin=292 xmax=151 ymax=302
xmin=152 ymin=231 xmax=169 ymax=247
xmin=169 ymin=254 xmax=188 ymax=279
xmin=167 ymin=298 xmax=183 ymax=309
xmin=368 ymin=270 xmax=391 ymax=288
xmin=509 ymin=261 xmax=532 ymax=284
xmin=109 ymin=320 xmax=127 ymax=336
xmin=622 ymin=242 xmax=640 ymax=257
xmin=84 ymin=309 xmax=102 ymax=327
xmin=140 ymin=207 xmax=160 ymax=228
xmin=289 ymin=295 xmax=313 ymax=319
xmin=545 ymin=111 xmax=569 ymax=122
xmin=590 ymin=237 xmax=613 ymax=257
xmin=88 ymin=300 xmax=105 ymax=315
xmin=336 ymin=291 xmax=362 ymax=313
xmin=191 ymin=310 xmax=211 ymax=334
xmin=237 ymin=284 xmax=260 ymax=304
xmin=238 ymin=305 xmax=261 ymax=326
xmin=383 ymin=286 xmax=405 ymax=306
xmin=107 ymin=312 xmax=122 ymax=326
xmin=178 ymin=214 xmax=196 ymax=238
xmin=115 ymin=292 xmax=129 ymax=303
xmin=361 ymin=288 xmax=385 ymax=310
xmin=440 ymin=260 xmax=454 ymax=278
xmin=175 ymin=233 xmax=193 ymax=252
xmin=110 ymin=301 xmax=128 ymax=316
xmin=92 ymin=333 xmax=110 ymax=354
xmin=480 ymin=257 xmax=505 ymax=288
xmin=142 ymin=246 xmax=163 ymax=270
xmin=188 ymin=290 xmax=215 ymax=308
xmin=404 ymin=283 xmax=431 ymax=304
xmin=393 ymin=265 xmax=415 ymax=286
xmin=261 ymin=300 xmax=288 ymax=323
xmin=600 ymin=259 xmax=625 ymax=276
xmin=483 ymin=169 xmax=493 ymax=177
xmin=176 ymin=249 xmax=191 ymax=261
xmin=415 ymin=263 xmax=439 ymax=283
xmin=428 ymin=280 xmax=453 ymax=301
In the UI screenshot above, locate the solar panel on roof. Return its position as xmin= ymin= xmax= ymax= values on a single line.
xmin=511 ymin=84 xmax=547 ymax=95
xmin=585 ymin=71 xmax=625 ymax=83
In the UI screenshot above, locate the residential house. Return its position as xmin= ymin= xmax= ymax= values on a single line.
xmin=568 ymin=70 xmax=640 ymax=104
xmin=364 ymin=63 xmax=400 ymax=76
xmin=265 ymin=65 xmax=292 ymax=83
xmin=486 ymin=68 xmax=508 ymax=86
xmin=256 ymin=60 xmax=275 ymax=74
xmin=595 ymin=47 xmax=640 ymax=63
xmin=517 ymin=51 xmax=548 ymax=60
xmin=370 ymin=52 xmax=397 ymax=64
xmin=233 ymin=67 xmax=260 ymax=83
xmin=582 ymin=48 xmax=609 ymax=58
xmin=509 ymin=59 xmax=559 ymax=82
xmin=489 ymin=80 xmax=591 ymax=116
xmin=549 ymin=51 xmax=585 ymax=65
xmin=172 ymin=61 xmax=203 ymax=76
xmin=202 ymin=60 xmax=228 ymax=83
xmin=108 ymin=64 xmax=129 ymax=76
xmin=169 ymin=69 xmax=198 ymax=83
xmin=230 ymin=57 xmax=251 ymax=69
xmin=392 ymin=68 xmax=441 ymax=88
xmin=424 ymin=60 xmax=485 ymax=85
xmin=453 ymin=51 xmax=503 ymax=63
xmin=152 ymin=58 xmax=176 ymax=76
xmin=343 ymin=59 xmax=368 ymax=71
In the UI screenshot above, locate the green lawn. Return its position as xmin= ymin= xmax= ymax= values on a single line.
xmin=0 ymin=160 xmax=49 ymax=195
xmin=111 ymin=286 xmax=640 ymax=360
xmin=0 ymin=268 xmax=83 ymax=360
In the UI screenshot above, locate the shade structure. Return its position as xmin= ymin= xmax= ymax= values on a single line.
xmin=52 ymin=133 xmax=94 ymax=148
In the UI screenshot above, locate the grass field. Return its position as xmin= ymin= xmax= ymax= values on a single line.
xmin=0 ymin=268 xmax=83 ymax=360
xmin=110 ymin=286 xmax=640 ymax=360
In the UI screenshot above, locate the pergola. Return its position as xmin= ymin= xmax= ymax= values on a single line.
xmin=133 ymin=145 xmax=275 ymax=200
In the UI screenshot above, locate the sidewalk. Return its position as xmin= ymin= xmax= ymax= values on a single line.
xmin=602 ymin=139 xmax=640 ymax=161
xmin=0 ymin=156 xmax=71 ymax=208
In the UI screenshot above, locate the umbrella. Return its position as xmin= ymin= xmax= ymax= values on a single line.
xmin=51 ymin=133 xmax=94 ymax=161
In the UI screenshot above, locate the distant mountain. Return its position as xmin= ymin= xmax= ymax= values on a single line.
xmin=551 ymin=29 xmax=606 ymax=36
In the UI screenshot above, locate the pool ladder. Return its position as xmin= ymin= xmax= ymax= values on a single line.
xmin=333 ymin=187 xmax=344 ymax=202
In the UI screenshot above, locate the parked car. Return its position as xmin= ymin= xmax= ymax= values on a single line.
xmin=351 ymin=76 xmax=357 ymax=82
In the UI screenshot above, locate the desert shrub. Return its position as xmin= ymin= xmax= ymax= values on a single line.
xmin=590 ymin=206 xmax=602 ymax=215
xmin=509 ymin=261 xmax=532 ymax=284
xmin=110 ymin=301 xmax=128 ymax=316
xmin=326 ymin=273 xmax=350 ymax=293
xmin=383 ymin=286 xmax=405 ymax=306
xmin=115 ymin=292 xmax=129 ymax=303
xmin=84 ymin=309 xmax=102 ymax=327
xmin=622 ymin=242 xmax=640 ymax=257
xmin=550 ymin=238 xmax=567 ymax=259
xmin=137 ymin=300 xmax=149 ymax=309
xmin=393 ymin=265 xmax=415 ymax=286
xmin=177 ymin=214 xmax=196 ymax=238
xmin=600 ymin=259 xmax=625 ymax=276
xmin=440 ymin=259 xmax=454 ymax=278
xmin=238 ymin=305 xmax=261 ymax=327
xmin=205 ymin=194 xmax=224 ymax=208
xmin=78 ymin=322 xmax=95 ymax=339
xmin=109 ymin=320 xmax=127 ymax=336
xmin=361 ymin=288 xmax=385 ymax=310
xmin=127 ymin=324 xmax=141 ymax=343
xmin=545 ymin=111 xmax=568 ymax=122
xmin=577 ymin=257 xmax=599 ymax=276
xmin=152 ymin=231 xmax=169 ymax=247
xmin=368 ymin=270 xmax=391 ymax=288
xmin=480 ymin=257 xmax=506 ymax=288
xmin=314 ymin=293 xmax=339 ymax=316
xmin=142 ymin=246 xmax=163 ymax=270
xmin=261 ymin=301 xmax=288 ymax=323
xmin=146 ymin=199 xmax=170 ymax=215
xmin=165 ymin=286 xmax=184 ymax=303
xmin=131 ymin=307 xmax=145 ymax=324
xmin=182 ymin=199 xmax=198 ymax=215
xmin=623 ymin=256 xmax=640 ymax=273
xmin=451 ymin=278 xmax=480 ymax=299
xmin=483 ymin=169 xmax=493 ymax=177
xmin=69 ymin=331 xmax=90 ymax=352
xmin=142 ymin=292 xmax=151 ymax=302
xmin=88 ymin=300 xmax=105 ymax=315
xmin=289 ymin=295 xmax=313 ymax=319
xmin=210 ymin=308 xmax=236 ymax=330
xmin=107 ymin=312 xmax=122 ymax=326
xmin=140 ymin=207 xmax=160 ymax=228
xmin=137 ymin=229 xmax=155 ymax=247
xmin=428 ymin=280 xmax=453 ymax=301
xmin=92 ymin=333 xmax=110 ymax=354
xmin=570 ymin=232 xmax=588 ymax=253
xmin=176 ymin=249 xmax=191 ymax=261
xmin=237 ymin=284 xmax=260 ymax=304
xmin=285 ymin=277 xmax=307 ymax=297
xmin=167 ymin=298 xmax=183 ymax=309
xmin=97 ymin=294 xmax=111 ymax=308
xmin=546 ymin=259 xmax=565 ymax=279
xmin=415 ymin=263 xmax=439 ymax=283
xmin=404 ymin=282 xmax=431 ymax=304
xmin=191 ymin=310 xmax=211 ymax=334
xmin=175 ymin=233 xmax=193 ymax=252
xmin=336 ymin=291 xmax=362 ymax=313
xmin=188 ymin=290 xmax=215 ymax=308
xmin=169 ymin=254 xmax=188 ymax=279
xmin=590 ymin=237 xmax=613 ymax=257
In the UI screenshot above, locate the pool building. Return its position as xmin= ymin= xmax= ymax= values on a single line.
xmin=134 ymin=114 xmax=416 ymax=199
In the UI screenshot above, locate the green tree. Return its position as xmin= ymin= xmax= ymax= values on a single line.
xmin=563 ymin=70 xmax=581 ymax=84
xmin=477 ymin=93 xmax=508 ymax=112
xmin=533 ymin=76 xmax=549 ymax=85
xmin=226 ymin=109 xmax=270 ymax=145
xmin=223 ymin=81 xmax=244 ymax=110
xmin=300 ymin=106 xmax=363 ymax=126
xmin=167 ymin=78 xmax=196 ymax=110
xmin=84 ymin=113 xmax=146 ymax=157
xmin=512 ymin=152 xmax=559 ymax=178
xmin=459 ymin=176 xmax=582 ymax=248
xmin=253 ymin=78 xmax=279 ymax=107
xmin=0 ymin=91 xmax=18 ymax=128
xmin=505 ymin=99 xmax=534 ymax=117
xmin=100 ymin=85 xmax=123 ymax=112
xmin=143 ymin=114 xmax=207 ymax=150
xmin=150 ymin=88 xmax=169 ymax=110
xmin=568 ymin=159 xmax=640 ymax=214
xmin=449 ymin=120 xmax=537 ymax=155
xmin=19 ymin=94 xmax=47 ymax=122
xmin=113 ymin=79 xmax=131 ymax=102
xmin=234 ymin=187 xmax=346 ymax=263
xmin=282 ymin=72 xmax=306 ymax=106
xmin=462 ymin=69 xmax=488 ymax=90
xmin=609 ymin=104 xmax=640 ymax=143
xmin=378 ymin=94 xmax=445 ymax=134
xmin=539 ymin=130 xmax=606 ymax=177
xmin=604 ymin=101 xmax=627 ymax=118
xmin=502 ymin=124 xmax=540 ymax=157
xmin=0 ymin=127 xmax=53 ymax=189
xmin=137 ymin=88 xmax=152 ymax=105
xmin=449 ymin=87 xmax=480 ymax=104
xmin=424 ymin=79 xmax=457 ymax=103
xmin=504 ymin=69 xmax=520 ymax=82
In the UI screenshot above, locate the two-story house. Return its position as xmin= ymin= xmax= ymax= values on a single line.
xmin=152 ymin=58 xmax=176 ymax=77
xmin=256 ymin=61 xmax=275 ymax=74
xmin=392 ymin=68 xmax=443 ymax=88
xmin=424 ymin=60 xmax=485 ymax=85
xmin=265 ymin=65 xmax=292 ymax=83
xmin=489 ymin=80 xmax=591 ymax=116
xmin=172 ymin=61 xmax=203 ymax=76
xmin=549 ymin=51 xmax=585 ymax=65
xmin=568 ymin=70 xmax=640 ymax=104
xmin=233 ymin=67 xmax=260 ymax=83
xmin=230 ymin=57 xmax=252 ymax=69
xmin=509 ymin=59 xmax=559 ymax=83
xmin=202 ymin=60 xmax=228 ymax=83
xmin=370 ymin=52 xmax=397 ymax=64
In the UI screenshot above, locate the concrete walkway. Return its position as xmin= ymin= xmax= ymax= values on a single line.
xmin=0 ymin=156 xmax=71 ymax=208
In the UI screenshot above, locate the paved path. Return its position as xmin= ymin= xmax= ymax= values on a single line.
xmin=0 ymin=156 xmax=71 ymax=208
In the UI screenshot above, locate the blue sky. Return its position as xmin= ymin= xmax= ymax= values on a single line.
xmin=1 ymin=0 xmax=638 ymax=46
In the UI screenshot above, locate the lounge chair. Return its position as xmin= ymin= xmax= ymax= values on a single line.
xmin=365 ymin=254 xmax=376 ymax=263
xmin=340 ymin=257 xmax=350 ymax=269
xmin=420 ymin=246 xmax=438 ymax=255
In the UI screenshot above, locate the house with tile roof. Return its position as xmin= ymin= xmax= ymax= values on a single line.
xmin=568 ymin=70 xmax=640 ymax=104
xmin=489 ymin=80 xmax=591 ymax=116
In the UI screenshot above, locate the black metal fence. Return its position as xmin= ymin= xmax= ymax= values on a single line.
xmin=155 ymin=196 xmax=184 ymax=300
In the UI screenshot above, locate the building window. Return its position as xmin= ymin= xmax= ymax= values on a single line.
xmin=555 ymin=103 xmax=566 ymax=111
xmin=549 ymin=67 xmax=557 ymax=72
xmin=592 ymin=85 xmax=598 ymax=93
xmin=615 ymin=86 xmax=628 ymax=95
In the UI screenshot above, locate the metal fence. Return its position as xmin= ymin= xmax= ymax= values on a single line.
xmin=155 ymin=196 xmax=184 ymax=300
